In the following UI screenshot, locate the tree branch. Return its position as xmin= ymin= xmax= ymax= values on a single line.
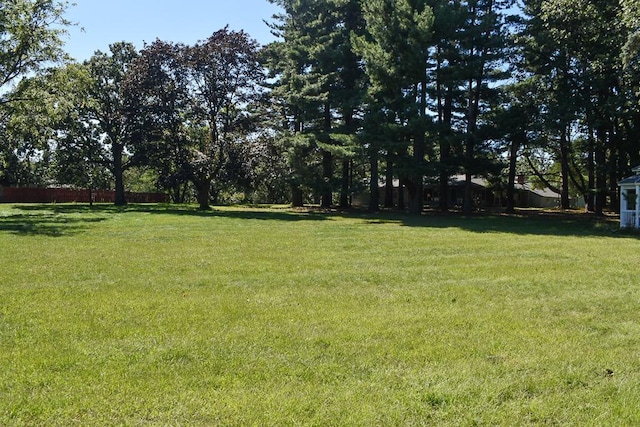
xmin=525 ymin=153 xmax=562 ymax=194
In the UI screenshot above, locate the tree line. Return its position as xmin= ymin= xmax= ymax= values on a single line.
xmin=1 ymin=0 xmax=639 ymax=213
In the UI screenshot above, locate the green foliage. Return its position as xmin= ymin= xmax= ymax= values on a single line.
xmin=125 ymin=29 xmax=265 ymax=209
xmin=123 ymin=167 xmax=161 ymax=193
xmin=0 ymin=0 xmax=71 ymax=106
xmin=32 ymin=43 xmax=144 ymax=205
xmin=3 ymin=0 xmax=639 ymax=213
xmin=354 ymin=0 xmax=437 ymax=212
xmin=42 ymin=64 xmax=112 ymax=189
xmin=357 ymin=0 xmax=433 ymax=87
xmin=622 ymin=1 xmax=640 ymax=100
xmin=517 ymin=0 xmax=637 ymax=212
xmin=265 ymin=0 xmax=367 ymax=208
xmin=1 ymin=205 xmax=638 ymax=425
xmin=0 ymin=0 xmax=72 ymax=186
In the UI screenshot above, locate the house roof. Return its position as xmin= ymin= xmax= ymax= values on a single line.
xmin=447 ymin=175 xmax=489 ymax=188
xmin=619 ymin=175 xmax=640 ymax=185
xmin=449 ymin=175 xmax=559 ymax=199
xmin=381 ymin=175 xmax=559 ymax=199
xmin=382 ymin=176 xmax=488 ymax=188
xmin=619 ymin=166 xmax=640 ymax=185
xmin=514 ymin=182 xmax=559 ymax=199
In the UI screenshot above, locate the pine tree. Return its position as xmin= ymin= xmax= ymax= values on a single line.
xmin=266 ymin=0 xmax=367 ymax=209
xmin=519 ymin=0 xmax=631 ymax=213
xmin=355 ymin=0 xmax=435 ymax=213
xmin=456 ymin=0 xmax=514 ymax=214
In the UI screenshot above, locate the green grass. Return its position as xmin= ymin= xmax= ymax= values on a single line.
xmin=1 ymin=204 xmax=639 ymax=425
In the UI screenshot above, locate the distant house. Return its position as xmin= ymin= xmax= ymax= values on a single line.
xmin=619 ymin=166 xmax=640 ymax=229
xmin=424 ymin=175 xmax=494 ymax=208
xmin=357 ymin=175 xmax=562 ymax=209
xmin=512 ymin=181 xmax=561 ymax=209
xmin=423 ymin=175 xmax=560 ymax=209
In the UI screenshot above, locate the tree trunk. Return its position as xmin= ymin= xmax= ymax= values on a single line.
xmin=608 ymin=124 xmax=619 ymax=213
xmin=368 ymin=147 xmax=379 ymax=212
xmin=463 ymin=75 xmax=479 ymax=216
xmin=559 ymin=128 xmax=571 ymax=209
xmin=195 ymin=177 xmax=211 ymax=210
xmin=409 ymin=81 xmax=426 ymax=215
xmin=439 ymin=173 xmax=449 ymax=212
xmin=463 ymin=172 xmax=473 ymax=215
xmin=291 ymin=184 xmax=304 ymax=207
xmin=586 ymin=128 xmax=595 ymax=212
xmin=394 ymin=144 xmax=408 ymax=210
xmin=438 ymin=164 xmax=451 ymax=211
xmin=321 ymin=150 xmax=333 ymax=209
xmin=439 ymin=84 xmax=454 ymax=212
xmin=339 ymin=159 xmax=350 ymax=208
xmin=462 ymin=133 xmax=474 ymax=215
xmin=407 ymin=180 xmax=420 ymax=214
xmin=595 ymin=127 xmax=606 ymax=215
xmin=505 ymin=135 xmax=520 ymax=214
xmin=112 ymin=143 xmax=127 ymax=206
xmin=321 ymin=102 xmax=333 ymax=209
xmin=384 ymin=152 xmax=394 ymax=208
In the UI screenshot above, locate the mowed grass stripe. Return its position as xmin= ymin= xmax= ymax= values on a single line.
xmin=0 ymin=204 xmax=639 ymax=425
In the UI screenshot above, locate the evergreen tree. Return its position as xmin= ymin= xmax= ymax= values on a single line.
xmin=266 ymin=0 xmax=367 ymax=209
xmin=355 ymin=0 xmax=435 ymax=213
xmin=457 ymin=0 xmax=514 ymax=214
xmin=429 ymin=0 xmax=467 ymax=211
xmin=519 ymin=0 xmax=632 ymax=213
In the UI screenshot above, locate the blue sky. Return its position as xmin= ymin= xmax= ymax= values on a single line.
xmin=64 ymin=0 xmax=283 ymax=61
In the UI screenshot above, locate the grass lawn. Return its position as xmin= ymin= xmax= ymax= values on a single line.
xmin=1 ymin=203 xmax=639 ymax=425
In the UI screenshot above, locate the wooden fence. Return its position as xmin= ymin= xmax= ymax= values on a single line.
xmin=0 ymin=187 xmax=167 ymax=204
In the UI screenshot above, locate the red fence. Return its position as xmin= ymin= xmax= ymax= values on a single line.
xmin=0 ymin=187 xmax=167 ymax=204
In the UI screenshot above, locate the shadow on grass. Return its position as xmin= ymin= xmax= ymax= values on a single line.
xmin=0 ymin=212 xmax=108 ymax=237
xmin=12 ymin=203 xmax=331 ymax=223
xmin=7 ymin=203 xmax=629 ymax=238
xmin=358 ymin=209 xmax=625 ymax=238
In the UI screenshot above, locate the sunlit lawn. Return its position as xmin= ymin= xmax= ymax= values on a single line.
xmin=1 ymin=203 xmax=639 ymax=425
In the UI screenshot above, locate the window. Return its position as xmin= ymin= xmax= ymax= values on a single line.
xmin=626 ymin=189 xmax=637 ymax=211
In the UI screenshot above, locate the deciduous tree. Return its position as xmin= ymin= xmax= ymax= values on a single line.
xmin=0 ymin=0 xmax=71 ymax=185
xmin=84 ymin=43 xmax=140 ymax=205
xmin=125 ymin=30 xmax=264 ymax=209
xmin=0 ymin=0 xmax=70 ymax=107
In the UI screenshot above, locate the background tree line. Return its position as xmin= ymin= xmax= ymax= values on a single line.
xmin=1 ymin=0 xmax=639 ymax=212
